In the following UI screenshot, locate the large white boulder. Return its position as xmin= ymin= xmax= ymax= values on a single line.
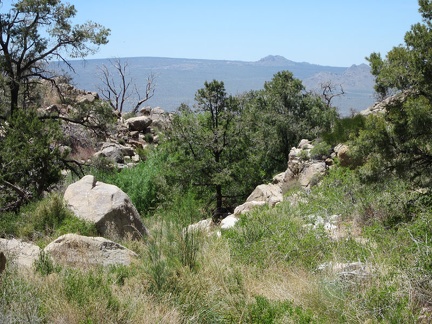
xmin=220 ymin=214 xmax=239 ymax=229
xmin=44 ymin=234 xmax=137 ymax=267
xmin=64 ymin=175 xmax=148 ymax=239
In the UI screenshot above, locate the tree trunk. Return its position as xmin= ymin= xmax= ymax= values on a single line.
xmin=10 ymin=83 xmax=19 ymax=116
xmin=216 ymin=184 xmax=222 ymax=210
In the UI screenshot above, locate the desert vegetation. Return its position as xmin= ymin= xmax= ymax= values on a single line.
xmin=1 ymin=0 xmax=432 ymax=323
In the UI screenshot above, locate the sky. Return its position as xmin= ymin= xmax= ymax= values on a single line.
xmin=5 ymin=1 xmax=424 ymax=67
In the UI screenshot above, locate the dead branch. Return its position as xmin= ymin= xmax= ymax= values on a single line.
xmin=321 ymin=81 xmax=345 ymax=107
xmin=98 ymin=58 xmax=156 ymax=115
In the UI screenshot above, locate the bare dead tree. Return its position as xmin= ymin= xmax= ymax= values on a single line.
xmin=98 ymin=58 xmax=156 ymax=115
xmin=320 ymin=81 xmax=345 ymax=107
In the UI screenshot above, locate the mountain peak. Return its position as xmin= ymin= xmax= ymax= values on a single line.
xmin=258 ymin=55 xmax=289 ymax=62
xmin=256 ymin=55 xmax=295 ymax=66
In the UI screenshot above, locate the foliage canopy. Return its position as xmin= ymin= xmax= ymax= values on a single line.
xmin=0 ymin=0 xmax=110 ymax=115
xmin=355 ymin=0 xmax=432 ymax=187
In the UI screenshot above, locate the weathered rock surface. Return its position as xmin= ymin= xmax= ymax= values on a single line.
xmin=76 ymin=92 xmax=99 ymax=104
xmin=246 ymin=184 xmax=283 ymax=207
xmin=0 ymin=238 xmax=41 ymax=269
xmin=125 ymin=116 xmax=152 ymax=132
xmin=233 ymin=201 xmax=266 ymax=216
xmin=186 ymin=218 xmax=213 ymax=234
xmin=220 ymin=214 xmax=239 ymax=229
xmin=317 ymin=261 xmax=372 ymax=280
xmin=64 ymin=175 xmax=148 ymax=239
xmin=44 ymin=234 xmax=137 ymax=267
xmin=93 ymin=142 xmax=135 ymax=163
xmin=298 ymin=161 xmax=326 ymax=187
xmin=334 ymin=144 xmax=351 ymax=167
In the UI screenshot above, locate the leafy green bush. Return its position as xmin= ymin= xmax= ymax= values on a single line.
xmin=323 ymin=114 xmax=366 ymax=146
xmin=34 ymin=250 xmax=60 ymax=276
xmin=0 ymin=109 xmax=64 ymax=212
xmin=310 ymin=140 xmax=332 ymax=159
xmin=92 ymin=149 xmax=168 ymax=216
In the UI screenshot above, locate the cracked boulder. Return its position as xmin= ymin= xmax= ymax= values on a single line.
xmin=64 ymin=175 xmax=148 ymax=240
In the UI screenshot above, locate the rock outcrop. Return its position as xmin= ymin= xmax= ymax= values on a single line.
xmin=44 ymin=234 xmax=137 ymax=267
xmin=0 ymin=238 xmax=41 ymax=269
xmin=283 ymin=139 xmax=328 ymax=190
xmin=233 ymin=139 xmax=330 ymax=218
xmin=246 ymin=184 xmax=283 ymax=207
xmin=93 ymin=142 xmax=136 ymax=163
xmin=125 ymin=116 xmax=152 ymax=132
xmin=233 ymin=201 xmax=267 ymax=216
xmin=64 ymin=175 xmax=148 ymax=240
xmin=359 ymin=90 xmax=416 ymax=116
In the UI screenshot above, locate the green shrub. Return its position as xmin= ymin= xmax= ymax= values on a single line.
xmin=0 ymin=194 xmax=97 ymax=240
xmin=0 ymin=109 xmax=64 ymax=212
xmin=34 ymin=250 xmax=60 ymax=276
xmin=92 ymin=149 xmax=169 ymax=216
xmin=310 ymin=140 xmax=332 ymax=159
xmin=323 ymin=114 xmax=366 ymax=146
xmin=56 ymin=216 xmax=98 ymax=237
xmin=144 ymin=133 xmax=154 ymax=144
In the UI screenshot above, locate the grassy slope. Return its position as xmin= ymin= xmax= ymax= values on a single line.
xmin=1 ymin=164 xmax=431 ymax=323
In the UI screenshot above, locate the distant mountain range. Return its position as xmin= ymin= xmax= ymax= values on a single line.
xmin=54 ymin=55 xmax=376 ymax=116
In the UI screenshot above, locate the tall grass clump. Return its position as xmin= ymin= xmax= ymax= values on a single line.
xmin=0 ymin=268 xmax=44 ymax=323
xmin=225 ymin=205 xmax=332 ymax=270
xmin=0 ymin=193 xmax=97 ymax=241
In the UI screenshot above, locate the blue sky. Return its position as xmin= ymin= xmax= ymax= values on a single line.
xmin=8 ymin=1 xmax=424 ymax=66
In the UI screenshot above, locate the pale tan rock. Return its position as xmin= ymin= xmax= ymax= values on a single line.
xmin=234 ymin=201 xmax=267 ymax=216
xmin=64 ymin=175 xmax=148 ymax=239
xmin=45 ymin=234 xmax=137 ymax=267
xmin=246 ymin=184 xmax=283 ymax=207
xmin=298 ymin=161 xmax=326 ymax=187
xmin=125 ymin=116 xmax=152 ymax=132
xmin=0 ymin=238 xmax=41 ymax=269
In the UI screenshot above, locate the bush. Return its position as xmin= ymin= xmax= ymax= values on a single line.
xmin=310 ymin=140 xmax=332 ymax=159
xmin=0 ymin=268 xmax=43 ymax=323
xmin=34 ymin=250 xmax=60 ymax=276
xmin=92 ymin=149 xmax=169 ymax=216
xmin=323 ymin=114 xmax=366 ymax=146
xmin=0 ymin=109 xmax=64 ymax=211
